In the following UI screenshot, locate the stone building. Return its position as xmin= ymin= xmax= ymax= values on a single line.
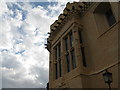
xmin=46 ymin=2 xmax=120 ymax=88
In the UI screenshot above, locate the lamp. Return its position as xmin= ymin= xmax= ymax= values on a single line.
xmin=103 ymin=70 xmax=112 ymax=90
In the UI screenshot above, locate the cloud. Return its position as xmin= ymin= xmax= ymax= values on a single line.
xmin=29 ymin=65 xmax=49 ymax=86
xmin=0 ymin=1 xmax=54 ymax=88
xmin=0 ymin=0 xmax=9 ymax=16
xmin=2 ymin=52 xmax=22 ymax=69
xmin=24 ymin=5 xmax=51 ymax=34
xmin=2 ymin=67 xmax=45 ymax=88
xmin=0 ymin=0 xmax=76 ymax=88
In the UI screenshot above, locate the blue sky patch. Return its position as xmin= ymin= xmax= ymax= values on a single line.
xmin=30 ymin=2 xmax=58 ymax=9
xmin=7 ymin=2 xmax=28 ymax=21
xmin=15 ymin=50 xmax=25 ymax=55
xmin=0 ymin=49 xmax=8 ymax=52
xmin=15 ymin=40 xmax=23 ymax=44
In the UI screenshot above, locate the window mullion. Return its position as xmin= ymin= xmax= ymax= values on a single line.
xmin=68 ymin=34 xmax=72 ymax=71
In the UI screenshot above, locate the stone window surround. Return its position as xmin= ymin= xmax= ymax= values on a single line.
xmin=52 ymin=22 xmax=84 ymax=81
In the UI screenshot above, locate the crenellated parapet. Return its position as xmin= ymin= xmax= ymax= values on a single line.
xmin=45 ymin=2 xmax=93 ymax=52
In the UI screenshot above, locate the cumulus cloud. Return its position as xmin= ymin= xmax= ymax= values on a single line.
xmin=0 ymin=0 xmax=9 ymax=16
xmin=2 ymin=67 xmax=45 ymax=88
xmin=2 ymin=52 xmax=22 ymax=69
xmin=0 ymin=0 xmax=76 ymax=89
xmin=25 ymin=6 xmax=50 ymax=33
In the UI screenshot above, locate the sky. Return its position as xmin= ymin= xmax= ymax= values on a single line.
xmin=0 ymin=0 xmax=79 ymax=89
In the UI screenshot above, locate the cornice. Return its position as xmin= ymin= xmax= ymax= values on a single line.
xmin=46 ymin=2 xmax=93 ymax=52
xmin=50 ymin=2 xmax=93 ymax=36
xmin=51 ymin=9 xmax=81 ymax=37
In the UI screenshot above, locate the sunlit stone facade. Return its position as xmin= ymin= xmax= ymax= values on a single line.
xmin=46 ymin=2 xmax=120 ymax=88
